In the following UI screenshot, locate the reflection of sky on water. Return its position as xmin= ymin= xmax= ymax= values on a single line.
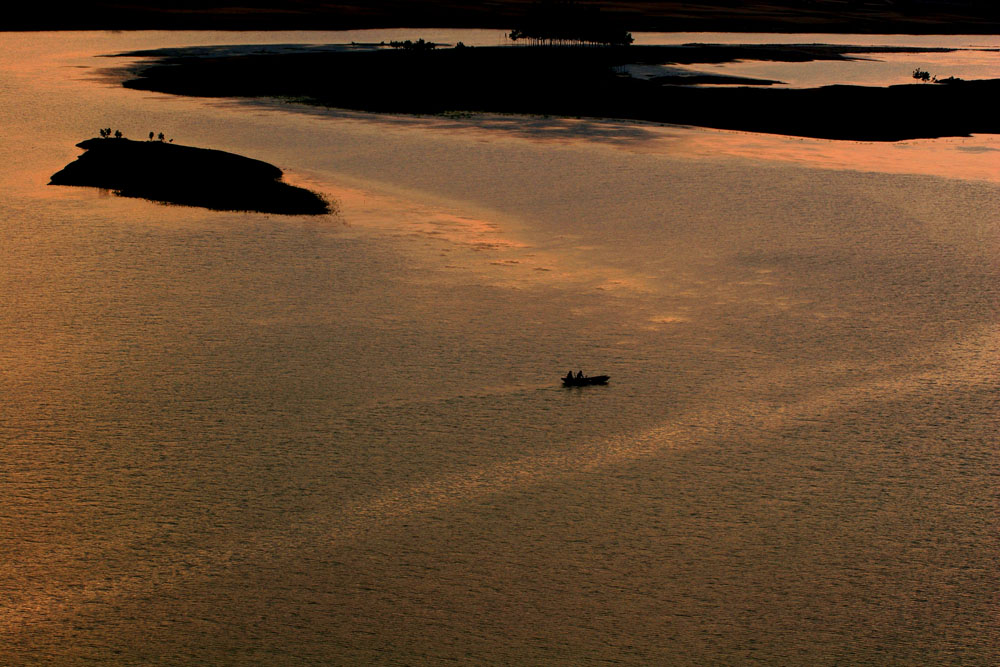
xmin=627 ymin=33 xmax=1000 ymax=88
xmin=631 ymin=32 xmax=1000 ymax=48
xmin=0 ymin=33 xmax=1000 ymax=664
xmin=674 ymin=128 xmax=1000 ymax=184
xmin=687 ymin=48 xmax=1000 ymax=88
xmin=3 ymin=30 xmax=999 ymax=665
xmin=242 ymin=101 xmax=1000 ymax=185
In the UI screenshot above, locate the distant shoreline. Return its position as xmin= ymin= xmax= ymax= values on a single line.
xmin=116 ymin=43 xmax=1000 ymax=142
xmin=7 ymin=1 xmax=1000 ymax=34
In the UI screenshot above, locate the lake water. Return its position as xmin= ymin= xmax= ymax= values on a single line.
xmin=630 ymin=32 xmax=1000 ymax=87
xmin=1 ymin=31 xmax=998 ymax=664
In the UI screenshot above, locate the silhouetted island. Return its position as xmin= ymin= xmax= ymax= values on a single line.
xmin=50 ymin=137 xmax=330 ymax=215
xmin=116 ymin=44 xmax=1000 ymax=142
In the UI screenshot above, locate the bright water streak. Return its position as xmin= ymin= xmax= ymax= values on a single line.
xmin=1 ymin=31 xmax=998 ymax=664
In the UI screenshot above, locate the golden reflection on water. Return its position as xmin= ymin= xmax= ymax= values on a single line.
xmin=2 ymin=30 xmax=999 ymax=665
xmin=677 ymin=129 xmax=1000 ymax=183
xmin=334 ymin=319 xmax=999 ymax=534
xmin=298 ymin=109 xmax=1000 ymax=185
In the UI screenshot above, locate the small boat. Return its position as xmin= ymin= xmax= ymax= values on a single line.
xmin=562 ymin=373 xmax=610 ymax=387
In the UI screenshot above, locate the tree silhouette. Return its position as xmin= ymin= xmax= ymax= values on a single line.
xmin=509 ymin=0 xmax=633 ymax=46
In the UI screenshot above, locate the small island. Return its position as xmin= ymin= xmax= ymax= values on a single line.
xmin=49 ymin=136 xmax=331 ymax=215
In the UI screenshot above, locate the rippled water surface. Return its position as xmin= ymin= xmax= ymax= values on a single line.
xmin=1 ymin=31 xmax=998 ymax=664
xmin=632 ymin=32 xmax=1000 ymax=87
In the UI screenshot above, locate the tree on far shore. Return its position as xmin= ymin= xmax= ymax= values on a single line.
xmin=388 ymin=38 xmax=436 ymax=51
xmin=509 ymin=0 xmax=633 ymax=47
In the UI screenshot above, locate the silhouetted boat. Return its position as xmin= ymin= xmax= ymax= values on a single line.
xmin=562 ymin=374 xmax=610 ymax=387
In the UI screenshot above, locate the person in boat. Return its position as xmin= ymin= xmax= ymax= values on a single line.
xmin=577 ymin=370 xmax=584 ymax=379
xmin=565 ymin=370 xmax=574 ymax=381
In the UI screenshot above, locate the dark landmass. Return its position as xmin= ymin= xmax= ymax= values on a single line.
xmin=118 ymin=44 xmax=1000 ymax=142
xmin=50 ymin=138 xmax=330 ymax=215
xmin=7 ymin=0 xmax=1000 ymax=34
